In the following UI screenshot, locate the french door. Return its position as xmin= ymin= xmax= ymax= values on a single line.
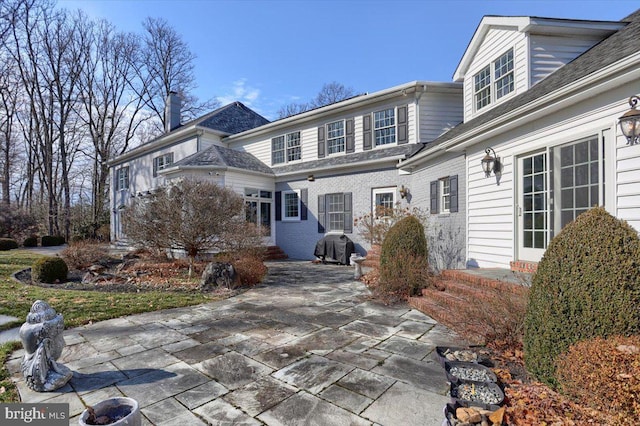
xmin=517 ymin=152 xmax=549 ymax=261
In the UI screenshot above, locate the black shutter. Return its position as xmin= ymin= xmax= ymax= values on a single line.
xmin=300 ymin=188 xmax=308 ymax=220
xmin=318 ymin=126 xmax=326 ymax=158
xmin=397 ymin=105 xmax=408 ymax=144
xmin=343 ymin=192 xmax=353 ymax=233
xmin=153 ymin=157 xmax=158 ymax=177
xmin=449 ymin=175 xmax=459 ymax=213
xmin=318 ymin=194 xmax=325 ymax=233
xmin=346 ymin=118 xmax=355 ymax=153
xmin=363 ymin=114 xmax=372 ymax=151
xmin=275 ymin=191 xmax=282 ymax=221
xmin=430 ymin=181 xmax=438 ymax=214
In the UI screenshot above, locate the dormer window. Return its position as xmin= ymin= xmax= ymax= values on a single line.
xmin=474 ymin=48 xmax=514 ymax=111
xmin=494 ymin=49 xmax=514 ymax=99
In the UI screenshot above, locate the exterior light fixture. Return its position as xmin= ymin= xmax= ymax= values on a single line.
xmin=619 ymin=96 xmax=640 ymax=145
xmin=481 ymin=147 xmax=500 ymax=178
xmin=307 ymin=174 xmax=315 ymax=182
xmin=399 ymin=185 xmax=409 ymax=199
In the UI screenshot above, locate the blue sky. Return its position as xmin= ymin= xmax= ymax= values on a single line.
xmin=58 ymin=0 xmax=638 ymax=120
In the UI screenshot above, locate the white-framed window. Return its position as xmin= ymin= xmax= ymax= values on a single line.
xmin=272 ymin=131 xmax=301 ymax=165
xmin=473 ymin=48 xmax=514 ymax=111
xmin=115 ymin=166 xmax=129 ymax=191
xmin=494 ymin=49 xmax=514 ymax=99
xmin=245 ymin=188 xmax=272 ymax=233
xmin=326 ymin=120 xmax=345 ymax=155
xmin=282 ymin=190 xmax=300 ymax=221
xmin=272 ymin=136 xmax=285 ymax=164
xmin=286 ymin=131 xmax=301 ymax=162
xmin=440 ymin=178 xmax=451 ymax=213
xmin=474 ymin=65 xmax=491 ymax=111
xmin=373 ymin=187 xmax=396 ymax=217
xmin=327 ymin=193 xmax=345 ymax=231
xmin=153 ymin=153 xmax=173 ymax=177
xmin=374 ymin=108 xmax=396 ymax=146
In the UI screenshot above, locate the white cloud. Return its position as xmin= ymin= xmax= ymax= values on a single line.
xmin=217 ymin=79 xmax=261 ymax=106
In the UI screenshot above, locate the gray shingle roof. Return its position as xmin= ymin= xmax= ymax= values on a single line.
xmin=272 ymin=144 xmax=424 ymax=175
xmin=196 ymin=101 xmax=270 ymax=134
xmin=422 ymin=9 xmax=640 ymax=148
xmin=171 ymin=145 xmax=273 ymax=175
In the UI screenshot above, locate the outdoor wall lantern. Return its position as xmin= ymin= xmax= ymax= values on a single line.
xmin=618 ymin=95 xmax=640 ymax=145
xmin=399 ymin=185 xmax=409 ymax=199
xmin=307 ymin=174 xmax=315 ymax=182
xmin=481 ymin=147 xmax=501 ymax=178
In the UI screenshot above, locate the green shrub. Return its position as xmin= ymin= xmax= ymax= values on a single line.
xmin=22 ymin=236 xmax=38 ymax=247
xmin=556 ymin=335 xmax=640 ymax=424
xmin=524 ymin=207 xmax=640 ymax=387
xmin=41 ymin=235 xmax=65 ymax=247
xmin=0 ymin=238 xmax=18 ymax=251
xmin=31 ymin=256 xmax=68 ymax=284
xmin=377 ymin=216 xmax=430 ymax=302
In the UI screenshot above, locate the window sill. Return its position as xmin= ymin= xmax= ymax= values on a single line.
xmin=282 ymin=218 xmax=301 ymax=222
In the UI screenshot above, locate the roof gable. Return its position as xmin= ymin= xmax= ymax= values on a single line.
xmin=453 ymin=15 xmax=624 ymax=81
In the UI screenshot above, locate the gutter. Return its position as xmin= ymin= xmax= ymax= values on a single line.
xmin=160 ymin=165 xmax=274 ymax=178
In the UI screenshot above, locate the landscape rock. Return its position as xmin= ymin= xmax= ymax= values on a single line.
xmin=200 ymin=262 xmax=236 ymax=291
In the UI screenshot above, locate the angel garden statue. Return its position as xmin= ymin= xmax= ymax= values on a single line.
xmin=19 ymin=300 xmax=73 ymax=391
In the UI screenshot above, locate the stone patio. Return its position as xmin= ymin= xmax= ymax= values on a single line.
xmin=7 ymin=260 xmax=464 ymax=425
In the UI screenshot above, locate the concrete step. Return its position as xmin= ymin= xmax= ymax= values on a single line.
xmin=0 ymin=327 xmax=20 ymax=344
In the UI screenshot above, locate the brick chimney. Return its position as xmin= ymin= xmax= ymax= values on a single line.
xmin=164 ymin=91 xmax=181 ymax=133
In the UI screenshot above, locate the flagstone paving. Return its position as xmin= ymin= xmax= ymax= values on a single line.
xmin=8 ymin=260 xmax=465 ymax=425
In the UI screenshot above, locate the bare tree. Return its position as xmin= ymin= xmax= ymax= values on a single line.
xmin=77 ymin=19 xmax=152 ymax=238
xmin=134 ymin=17 xmax=218 ymax=134
xmin=123 ymin=179 xmax=265 ymax=276
xmin=277 ymin=81 xmax=356 ymax=118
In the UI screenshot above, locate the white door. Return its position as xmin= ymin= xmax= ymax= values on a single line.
xmin=517 ymin=152 xmax=549 ymax=262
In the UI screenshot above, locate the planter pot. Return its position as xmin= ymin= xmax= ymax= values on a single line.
xmin=450 ymin=379 xmax=504 ymax=407
xmin=445 ymin=361 xmax=498 ymax=383
xmin=435 ymin=346 xmax=492 ymax=368
xmin=79 ymin=397 xmax=140 ymax=426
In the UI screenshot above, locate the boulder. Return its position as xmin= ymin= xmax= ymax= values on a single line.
xmin=200 ymin=262 xmax=236 ymax=291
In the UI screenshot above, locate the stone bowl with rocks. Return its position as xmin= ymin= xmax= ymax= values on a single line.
xmin=444 ymin=402 xmax=505 ymax=426
xmin=436 ymin=346 xmax=493 ymax=368
xmin=450 ymin=380 xmax=504 ymax=407
xmin=445 ymin=361 xmax=498 ymax=384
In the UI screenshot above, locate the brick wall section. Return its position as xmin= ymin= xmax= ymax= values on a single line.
xmin=275 ymin=167 xmax=410 ymax=260
xmin=510 ymin=260 xmax=538 ymax=273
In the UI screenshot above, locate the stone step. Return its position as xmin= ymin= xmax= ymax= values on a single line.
xmin=264 ymin=246 xmax=288 ymax=261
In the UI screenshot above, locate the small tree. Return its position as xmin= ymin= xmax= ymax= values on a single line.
xmin=122 ymin=179 xmax=265 ymax=276
xmin=354 ymin=203 xmax=428 ymax=246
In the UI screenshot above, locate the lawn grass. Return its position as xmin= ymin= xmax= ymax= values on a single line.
xmin=0 ymin=249 xmax=221 ymax=403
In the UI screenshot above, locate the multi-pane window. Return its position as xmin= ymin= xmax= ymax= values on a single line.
xmin=286 ymin=132 xmax=301 ymax=162
xmin=522 ymin=153 xmax=548 ymax=250
xmin=373 ymin=188 xmax=395 ymax=217
xmin=115 ymin=167 xmax=129 ymax=191
xmin=272 ymin=136 xmax=285 ymax=164
xmin=474 ymin=65 xmax=491 ymax=111
xmin=283 ymin=191 xmax=300 ymax=220
xmin=153 ymin=153 xmax=173 ymax=176
xmin=474 ymin=48 xmax=514 ymax=111
xmin=374 ymin=108 xmax=396 ymax=146
xmin=440 ymin=178 xmax=451 ymax=213
xmin=494 ymin=49 xmax=514 ymax=99
xmin=326 ymin=121 xmax=345 ymax=154
xmin=327 ymin=193 xmax=345 ymax=231
xmin=272 ymin=132 xmax=301 ymax=165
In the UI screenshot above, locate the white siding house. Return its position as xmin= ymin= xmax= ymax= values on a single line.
xmin=402 ymin=10 xmax=640 ymax=270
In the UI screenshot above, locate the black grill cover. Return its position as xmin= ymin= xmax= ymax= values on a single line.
xmin=314 ymin=234 xmax=355 ymax=265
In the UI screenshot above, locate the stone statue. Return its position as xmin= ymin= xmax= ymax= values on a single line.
xmin=19 ymin=300 xmax=72 ymax=392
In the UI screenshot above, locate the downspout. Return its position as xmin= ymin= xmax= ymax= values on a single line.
xmin=414 ymin=85 xmax=427 ymax=143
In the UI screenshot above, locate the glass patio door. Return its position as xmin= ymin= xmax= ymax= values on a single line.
xmin=517 ymin=152 xmax=549 ymax=262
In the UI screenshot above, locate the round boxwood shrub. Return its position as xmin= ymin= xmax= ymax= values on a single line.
xmin=31 ymin=256 xmax=68 ymax=284
xmin=0 ymin=238 xmax=19 ymax=251
xmin=524 ymin=207 xmax=640 ymax=387
xmin=377 ymin=215 xmax=429 ymax=301
xmin=23 ymin=236 xmax=38 ymax=247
